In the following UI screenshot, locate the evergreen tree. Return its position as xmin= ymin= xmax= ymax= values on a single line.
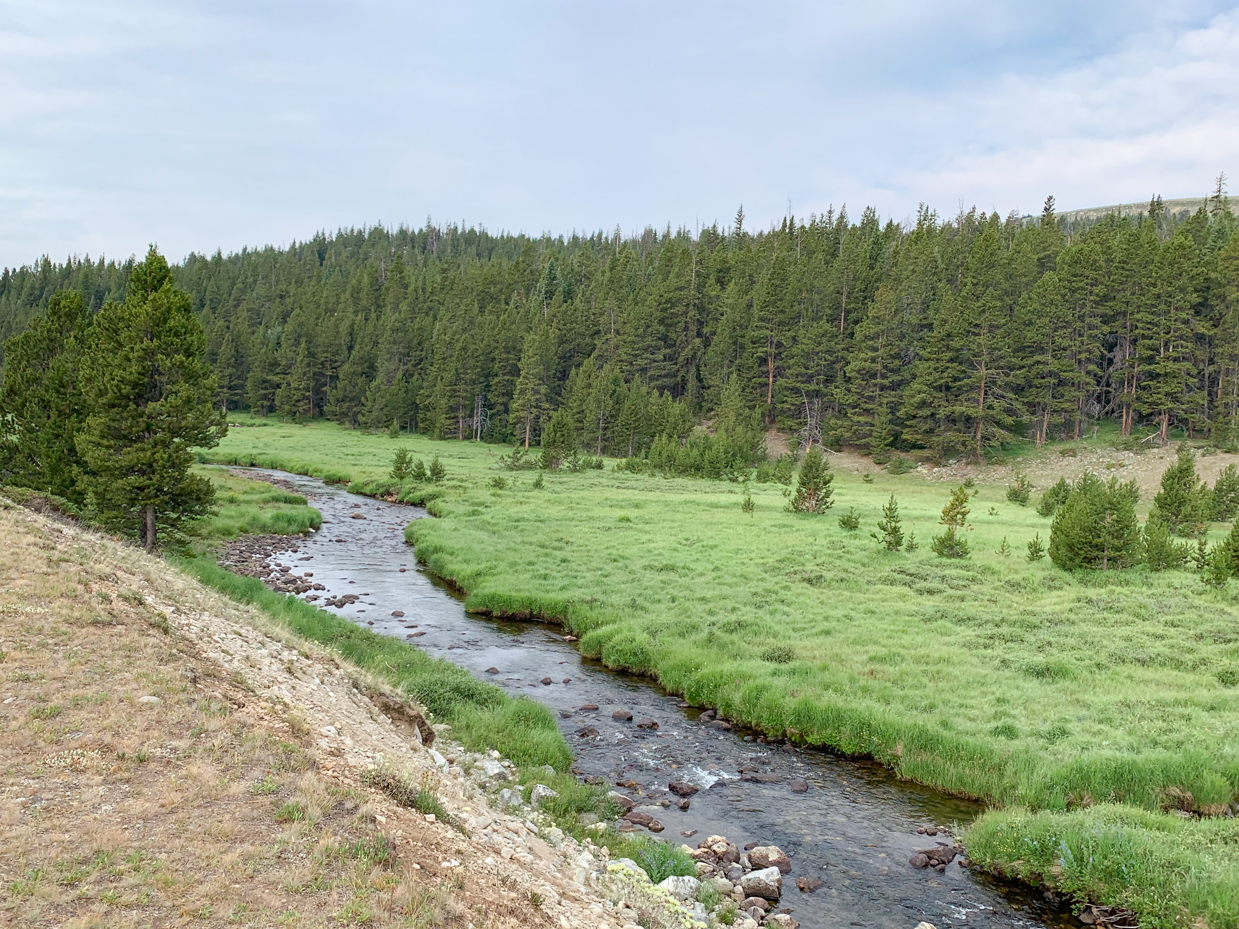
xmin=788 ymin=446 xmax=833 ymax=513
xmin=1142 ymin=512 xmax=1187 ymax=571
xmin=1151 ymin=446 xmax=1210 ymax=536
xmin=872 ymin=493 xmax=904 ymax=551
xmin=75 ymin=247 xmax=226 ymax=550
xmin=930 ymin=485 xmax=972 ymax=558
xmin=0 ymin=291 xmax=92 ymax=502
xmin=1049 ymin=473 xmax=1141 ymax=570
xmin=1213 ymin=463 xmax=1239 ymax=520
xmin=539 ymin=408 xmax=577 ymax=470
xmin=390 ymin=447 xmax=413 ymax=481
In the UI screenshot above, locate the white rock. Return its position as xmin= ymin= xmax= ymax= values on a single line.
xmin=657 ymin=874 xmax=701 ymax=902
xmin=739 ymin=866 xmax=782 ymax=901
xmin=713 ymin=877 xmax=734 ymax=895
xmin=428 ymin=749 xmax=448 ymax=769
xmin=478 ymin=758 xmax=508 ymax=780
xmin=545 ymin=826 xmax=565 ymax=847
xmin=530 ymin=784 xmax=560 ymax=807
xmin=737 ymin=920 xmax=759 ymax=929
xmin=497 ymin=788 xmax=522 ymax=808
xmin=914 ymin=924 xmax=939 ymax=929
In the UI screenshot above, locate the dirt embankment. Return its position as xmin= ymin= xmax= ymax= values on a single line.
xmin=0 ymin=502 xmax=650 ymax=929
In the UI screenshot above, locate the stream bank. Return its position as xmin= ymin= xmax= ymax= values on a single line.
xmin=227 ymin=468 xmax=1077 ymax=929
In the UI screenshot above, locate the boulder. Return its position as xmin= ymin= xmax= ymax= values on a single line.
xmin=478 ymin=759 xmax=508 ymax=780
xmin=575 ymin=726 xmax=600 ymax=739
xmin=391 ymin=610 xmax=404 ymax=617
xmin=741 ymin=897 xmax=769 ymax=912
xmin=789 ymin=779 xmax=809 ymax=793
xmin=529 ymin=784 xmax=559 ymax=808
xmin=497 ymin=788 xmax=522 ymax=808
xmin=541 ymin=677 xmax=554 ymax=685
xmin=766 ymin=916 xmax=800 ymax=929
xmin=613 ymin=709 xmax=634 ymax=721
xmin=796 ymin=876 xmax=822 ymax=893
xmin=656 ymin=875 xmax=700 ymax=903
xmin=668 ymin=781 xmax=700 ymax=797
xmin=608 ymin=792 xmax=635 ymax=811
xmin=635 ymin=718 xmax=660 ymax=729
xmin=623 ymin=810 xmax=655 ymax=827
xmin=749 ymin=845 xmax=792 ymax=874
xmin=739 ymin=867 xmax=782 ymax=901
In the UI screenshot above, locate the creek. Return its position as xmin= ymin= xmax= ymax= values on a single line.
xmin=239 ymin=469 xmax=1072 ymax=929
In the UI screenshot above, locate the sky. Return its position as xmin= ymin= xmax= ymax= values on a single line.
xmin=2 ymin=0 xmax=1239 ymax=266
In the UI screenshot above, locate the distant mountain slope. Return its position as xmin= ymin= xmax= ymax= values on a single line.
xmin=1055 ymin=196 xmax=1239 ymax=223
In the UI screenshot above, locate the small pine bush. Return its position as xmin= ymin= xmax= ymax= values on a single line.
xmin=1036 ymin=477 xmax=1072 ymax=517
xmin=1152 ymin=446 xmax=1210 ymax=537
xmin=930 ymin=527 xmax=969 ymax=559
xmin=1006 ymin=472 xmax=1032 ymax=506
xmin=390 ymin=447 xmax=413 ymax=481
xmin=1202 ymin=543 xmax=1233 ymax=589
xmin=861 ymin=473 xmax=874 ymax=484
xmin=409 ymin=458 xmax=429 ymax=483
xmin=490 ymin=476 xmax=507 ymax=490
xmin=872 ymin=493 xmax=904 ymax=551
xmin=886 ymin=456 xmax=916 ymax=475
xmin=838 ymin=507 xmax=861 ymax=531
xmin=1049 ymin=473 xmax=1141 ymax=570
xmin=1191 ymin=536 xmax=1210 ymax=571
xmin=1142 ymin=513 xmax=1187 ymax=571
xmin=788 ymin=447 xmax=834 ymax=514
xmin=931 ymin=486 xmax=972 ymax=558
xmin=531 ymin=471 xmax=545 ymax=490
xmin=428 ymin=455 xmax=447 ymax=483
xmin=741 ymin=484 xmax=754 ymax=516
xmin=996 ymin=536 xmax=1012 ymax=557
xmin=1026 ymin=533 xmax=1046 ymax=562
xmin=904 ymin=530 xmax=917 ymax=552
xmin=1213 ymin=464 xmax=1239 ymax=520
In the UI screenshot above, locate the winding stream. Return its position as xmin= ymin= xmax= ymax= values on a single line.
xmin=241 ymin=469 xmax=1071 ymax=929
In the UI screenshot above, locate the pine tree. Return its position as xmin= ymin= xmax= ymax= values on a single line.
xmin=0 ymin=291 xmax=92 ymax=502
xmin=1151 ymin=445 xmax=1209 ymax=536
xmin=788 ymin=446 xmax=833 ymax=513
xmin=1049 ymin=473 xmax=1141 ymax=570
xmin=512 ymin=327 xmax=553 ymax=449
xmin=390 ymin=447 xmax=413 ymax=481
xmin=872 ymin=493 xmax=904 ymax=551
xmin=930 ymin=485 xmax=972 ymax=558
xmin=1142 ymin=512 xmax=1186 ymax=571
xmin=1214 ymin=464 xmax=1239 ymax=520
xmin=75 ymin=247 xmax=226 ymax=550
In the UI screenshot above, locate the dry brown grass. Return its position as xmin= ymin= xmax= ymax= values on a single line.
xmin=0 ymin=503 xmax=570 ymax=929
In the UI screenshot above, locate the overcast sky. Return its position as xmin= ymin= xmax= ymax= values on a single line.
xmin=3 ymin=0 xmax=1239 ymax=266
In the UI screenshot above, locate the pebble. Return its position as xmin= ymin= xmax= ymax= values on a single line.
xmin=613 ymin=709 xmax=633 ymax=721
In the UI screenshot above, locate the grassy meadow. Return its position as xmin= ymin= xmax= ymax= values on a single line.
xmin=204 ymin=415 xmax=1239 ymax=926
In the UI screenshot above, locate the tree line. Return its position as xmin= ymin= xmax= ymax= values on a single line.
xmin=0 ymin=248 xmax=224 ymax=549
xmin=2 ymin=183 xmax=1237 ymax=461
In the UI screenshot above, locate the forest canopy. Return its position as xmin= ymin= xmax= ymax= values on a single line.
xmin=3 ymin=188 xmax=1237 ymax=461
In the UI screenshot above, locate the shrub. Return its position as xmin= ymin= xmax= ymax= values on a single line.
xmin=788 ymin=447 xmax=833 ymax=514
xmin=489 ymin=476 xmax=507 ymax=490
xmin=886 ymin=456 xmax=916 ymax=475
xmin=1026 ymin=533 xmax=1046 ymax=562
xmin=428 ymin=455 xmax=447 ymax=483
xmin=498 ymin=446 xmax=536 ymax=471
xmin=1049 ymin=473 xmax=1141 ymax=570
xmin=872 ymin=493 xmax=904 ymax=551
xmin=904 ymin=530 xmax=917 ymax=552
xmin=931 ymin=528 xmax=969 ymax=559
xmin=1036 ymin=477 xmax=1072 ymax=517
xmin=1006 ymin=472 xmax=1032 ymax=506
xmin=741 ymin=484 xmax=754 ymax=516
xmin=1142 ymin=513 xmax=1187 ymax=571
xmin=1151 ymin=446 xmax=1210 ymax=537
xmin=837 ymin=507 xmax=860 ymax=531
xmin=996 ymin=536 xmax=1012 ymax=557
xmin=1213 ymin=464 xmax=1239 ymax=520
xmin=1201 ymin=543 xmax=1232 ymax=589
xmin=389 ymin=447 xmax=413 ymax=481
xmin=409 ymin=458 xmax=429 ymax=483
xmin=760 ymin=644 xmax=795 ymax=664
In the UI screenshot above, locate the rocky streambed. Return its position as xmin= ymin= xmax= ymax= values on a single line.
xmin=222 ymin=469 xmax=1078 ymax=929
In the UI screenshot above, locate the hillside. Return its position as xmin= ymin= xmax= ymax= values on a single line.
xmin=0 ymin=498 xmax=651 ymax=929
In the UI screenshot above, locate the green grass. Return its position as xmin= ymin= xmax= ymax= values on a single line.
xmin=964 ymin=806 xmax=1239 ymax=929
xmin=203 ymin=415 xmax=1239 ymax=924
xmin=189 ymin=466 xmax=321 ymax=548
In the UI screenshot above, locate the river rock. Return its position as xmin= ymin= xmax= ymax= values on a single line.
xmin=608 ymin=792 xmax=635 ymax=810
xmin=575 ymin=726 xmax=600 ymax=739
xmin=623 ymin=810 xmax=655 ymax=827
xmin=350 ymin=512 xmax=366 ymax=519
xmin=541 ymin=677 xmax=553 ymax=685
xmin=484 ymin=667 xmax=499 ymax=674
xmin=647 ymin=820 xmax=664 ymax=832
xmin=613 ymin=709 xmax=633 ymax=721
xmin=391 ymin=610 xmax=404 ymax=617
xmin=676 ymin=798 xmax=690 ymax=810
xmin=766 ymin=915 xmax=800 ymax=929
xmin=713 ymin=877 xmax=734 ymax=895
xmin=913 ymin=924 xmax=938 ymax=929
xmin=749 ymin=845 xmax=792 ymax=874
xmin=668 ymin=781 xmax=699 ymax=797
xmin=741 ymin=897 xmax=769 ymax=912
xmin=635 ymin=718 xmax=659 ymax=729
xmin=656 ymin=875 xmax=700 ymax=902
xmin=740 ymin=867 xmax=782 ymax=901
xmin=789 ymin=779 xmax=809 ymax=793
xmin=529 ymin=784 xmax=559 ymax=808
xmin=578 ymin=704 xmax=599 ymax=712
xmin=725 ymin=863 xmax=744 ymax=882
xmin=911 ymin=845 xmax=960 ymax=869
xmin=796 ymin=876 xmax=822 ymax=893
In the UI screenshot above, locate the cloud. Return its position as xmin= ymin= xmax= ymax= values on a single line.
xmin=1 ymin=1 xmax=1237 ymax=263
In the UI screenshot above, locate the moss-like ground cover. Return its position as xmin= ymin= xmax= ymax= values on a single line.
xmin=205 ymin=415 xmax=1239 ymax=926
